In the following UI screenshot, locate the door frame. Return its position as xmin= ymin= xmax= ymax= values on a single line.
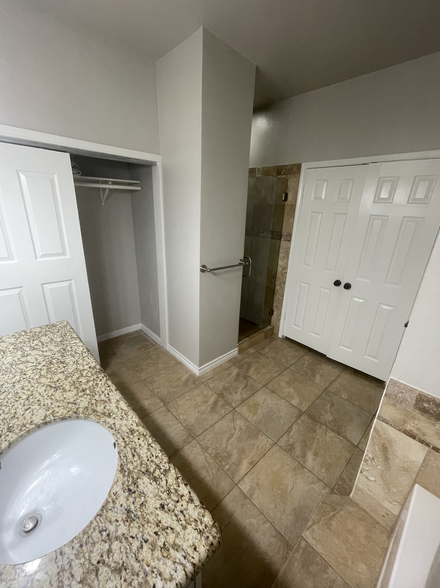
xmin=0 ymin=123 xmax=169 ymax=349
xmin=279 ymin=149 xmax=440 ymax=341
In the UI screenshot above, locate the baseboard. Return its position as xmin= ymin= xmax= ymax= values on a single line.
xmin=139 ymin=324 xmax=162 ymax=346
xmin=97 ymin=324 xmax=142 ymax=343
xmin=166 ymin=344 xmax=238 ymax=377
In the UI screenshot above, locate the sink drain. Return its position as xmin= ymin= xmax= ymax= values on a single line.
xmin=20 ymin=514 xmax=41 ymax=536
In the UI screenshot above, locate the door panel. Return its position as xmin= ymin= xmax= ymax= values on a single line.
xmin=0 ymin=143 xmax=98 ymax=359
xmin=327 ymin=160 xmax=440 ymax=380
xmin=283 ymin=165 xmax=367 ymax=352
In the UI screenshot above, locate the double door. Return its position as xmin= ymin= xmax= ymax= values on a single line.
xmin=283 ymin=159 xmax=440 ymax=380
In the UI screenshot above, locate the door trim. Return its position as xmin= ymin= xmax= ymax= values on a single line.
xmin=0 ymin=123 xmax=168 ymax=350
xmin=279 ymin=150 xmax=440 ymax=340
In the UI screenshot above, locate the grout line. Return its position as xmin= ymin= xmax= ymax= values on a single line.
xmin=301 ymin=536 xmax=353 ymax=587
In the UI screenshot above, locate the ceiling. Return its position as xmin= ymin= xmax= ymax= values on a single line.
xmin=18 ymin=0 xmax=440 ymax=107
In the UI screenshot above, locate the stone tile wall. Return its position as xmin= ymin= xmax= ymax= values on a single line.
xmin=351 ymin=378 xmax=440 ymax=532
xmin=249 ymin=164 xmax=302 ymax=335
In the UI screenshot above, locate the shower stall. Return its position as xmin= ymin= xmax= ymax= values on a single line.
xmin=239 ymin=170 xmax=288 ymax=341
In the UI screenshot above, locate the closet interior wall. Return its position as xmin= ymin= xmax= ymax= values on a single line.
xmin=71 ymin=155 xmax=160 ymax=341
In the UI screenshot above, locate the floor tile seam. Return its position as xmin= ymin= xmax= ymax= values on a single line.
xmin=275 ymin=418 xmax=353 ymax=490
xmin=116 ymin=358 xmax=163 ymax=398
xmin=159 ymin=378 xmax=231 ymax=410
xmin=290 ymin=412 xmax=358 ymax=453
xmin=231 ymin=482 xmax=299 ymax=551
xmin=110 ymin=340 xmax=159 ymax=362
xmin=170 ymin=438 xmax=237 ymax=508
xmin=195 ymin=411 xmax=275 ymax=484
xmin=105 ymin=331 xmax=151 ymax=355
xmin=169 ymin=398 xmax=236 ymax=438
xmin=249 ymin=384 xmax=307 ymax=416
xmin=104 ymin=330 xmax=140 ymax=346
xmin=315 ymin=385 xmax=378 ymax=417
xmin=332 ymin=449 xmax=363 ymax=496
xmin=141 ymin=405 xmax=197 ymax=453
xmin=303 ymin=396 xmax=373 ymax=446
xmin=301 ymin=536 xmax=352 ymax=587
xmin=277 ymin=440 xmax=337 ymax=490
xmin=235 ymin=394 xmax=303 ymax=442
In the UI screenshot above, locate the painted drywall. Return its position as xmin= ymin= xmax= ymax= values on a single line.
xmin=130 ymin=166 xmax=161 ymax=337
xmin=74 ymin=157 xmax=141 ymax=337
xmin=250 ymin=52 xmax=440 ymax=166
xmin=199 ymin=29 xmax=256 ymax=366
xmin=391 ymin=230 xmax=440 ymax=398
xmin=157 ymin=29 xmax=203 ymax=366
xmin=0 ymin=1 xmax=160 ymax=153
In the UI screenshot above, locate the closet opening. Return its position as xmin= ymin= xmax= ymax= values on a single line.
xmin=70 ymin=154 xmax=161 ymax=347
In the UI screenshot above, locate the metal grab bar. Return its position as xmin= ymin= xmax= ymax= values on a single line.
xmin=200 ymin=257 xmax=251 ymax=276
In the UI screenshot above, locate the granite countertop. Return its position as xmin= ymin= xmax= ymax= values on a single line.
xmin=0 ymin=322 xmax=221 ymax=587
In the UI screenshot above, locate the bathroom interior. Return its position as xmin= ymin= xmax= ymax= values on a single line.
xmin=1 ymin=1 xmax=440 ymax=587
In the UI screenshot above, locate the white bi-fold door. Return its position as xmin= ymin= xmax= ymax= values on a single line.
xmin=283 ymin=158 xmax=440 ymax=380
xmin=0 ymin=142 xmax=98 ymax=359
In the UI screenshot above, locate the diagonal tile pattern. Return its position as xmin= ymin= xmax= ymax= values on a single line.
xmin=101 ymin=330 xmax=387 ymax=588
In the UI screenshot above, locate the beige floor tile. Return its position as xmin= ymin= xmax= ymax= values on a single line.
xmin=304 ymin=495 xmax=390 ymax=588
xmin=358 ymin=418 xmax=374 ymax=451
xmin=105 ymin=331 xmax=140 ymax=345
xmin=142 ymin=406 xmax=193 ymax=457
xmin=343 ymin=366 xmax=385 ymax=387
xmin=272 ymin=538 xmax=350 ymax=588
xmin=239 ymin=445 xmax=329 ymax=545
xmin=279 ymin=414 xmax=355 ymax=488
xmin=99 ymin=342 xmax=121 ymax=369
xmin=107 ymin=333 xmax=156 ymax=359
xmin=236 ymin=352 xmax=285 ymax=385
xmin=167 ymin=384 xmax=232 ymax=436
xmin=307 ymin=390 xmax=372 ymax=445
xmin=329 ymin=371 xmax=384 ymax=414
xmin=334 ymin=448 xmax=364 ymax=496
xmin=170 ymin=440 xmax=234 ymax=511
xmin=106 ymin=362 xmax=163 ymax=418
xmin=205 ymin=365 xmax=262 ymax=407
xmin=199 ymin=356 xmax=241 ymax=383
xmin=259 ymin=337 xmax=308 ymax=367
xmin=237 ymin=387 xmax=302 ymax=441
xmin=198 ymin=411 xmax=273 ymax=482
xmin=146 ymin=362 xmax=200 ymax=404
xmin=203 ymin=487 xmax=292 ymax=588
xmin=267 ymin=369 xmax=323 ymax=410
xmin=291 ymin=354 xmax=343 ymax=388
xmin=125 ymin=347 xmax=176 ymax=380
xmin=356 ymin=419 xmax=427 ymax=514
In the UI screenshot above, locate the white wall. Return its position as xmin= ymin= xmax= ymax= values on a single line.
xmin=74 ymin=157 xmax=141 ymax=337
xmin=199 ymin=30 xmax=256 ymax=366
xmin=130 ymin=166 xmax=161 ymax=337
xmin=0 ymin=0 xmax=160 ymax=154
xmin=157 ymin=29 xmax=203 ymax=366
xmin=250 ymin=52 xmax=440 ymax=166
xmin=391 ymin=230 xmax=440 ymax=398
xmin=157 ymin=28 xmax=255 ymax=369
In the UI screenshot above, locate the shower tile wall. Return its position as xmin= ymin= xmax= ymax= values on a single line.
xmin=240 ymin=172 xmax=287 ymax=330
xmin=248 ymin=164 xmax=302 ymax=335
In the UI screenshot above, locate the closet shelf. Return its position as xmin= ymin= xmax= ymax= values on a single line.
xmin=73 ymin=176 xmax=142 ymax=206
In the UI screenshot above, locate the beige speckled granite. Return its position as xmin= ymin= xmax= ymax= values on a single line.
xmin=0 ymin=322 xmax=221 ymax=587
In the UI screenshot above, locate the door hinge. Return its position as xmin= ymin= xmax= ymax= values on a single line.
xmin=269 ymin=309 xmax=274 ymax=317
xmin=282 ymin=192 xmax=288 ymax=202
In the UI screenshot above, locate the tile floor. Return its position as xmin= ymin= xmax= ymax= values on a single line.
xmin=99 ymin=331 xmax=389 ymax=588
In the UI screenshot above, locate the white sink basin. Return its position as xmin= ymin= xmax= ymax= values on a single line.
xmin=0 ymin=419 xmax=118 ymax=565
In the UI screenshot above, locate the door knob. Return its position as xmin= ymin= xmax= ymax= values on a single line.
xmin=343 ymin=282 xmax=352 ymax=290
xmin=333 ymin=280 xmax=341 ymax=287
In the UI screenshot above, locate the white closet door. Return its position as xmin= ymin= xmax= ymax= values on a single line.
xmin=0 ymin=142 xmax=98 ymax=360
xmin=327 ymin=159 xmax=440 ymax=380
xmin=283 ymin=165 xmax=367 ymax=352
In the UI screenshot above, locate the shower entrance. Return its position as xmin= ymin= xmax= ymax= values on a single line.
xmin=239 ymin=170 xmax=288 ymax=342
